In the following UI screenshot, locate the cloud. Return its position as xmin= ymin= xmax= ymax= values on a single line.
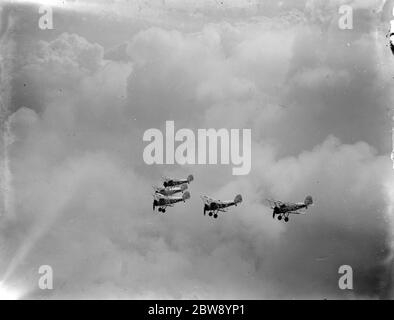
xmin=10 ymin=33 xmax=104 ymax=115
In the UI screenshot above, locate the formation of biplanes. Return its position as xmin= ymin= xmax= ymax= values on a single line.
xmin=152 ymin=174 xmax=313 ymax=222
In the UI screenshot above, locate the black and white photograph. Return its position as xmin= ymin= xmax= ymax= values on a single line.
xmin=0 ymin=0 xmax=394 ymax=303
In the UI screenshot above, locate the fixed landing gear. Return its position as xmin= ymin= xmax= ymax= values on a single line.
xmin=158 ymin=208 xmax=166 ymax=213
xmin=277 ymin=215 xmax=289 ymax=222
xmin=207 ymin=211 xmax=218 ymax=219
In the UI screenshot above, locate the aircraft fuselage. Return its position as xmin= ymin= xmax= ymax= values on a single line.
xmin=156 ymin=188 xmax=181 ymax=196
xmin=274 ymin=203 xmax=306 ymax=214
xmin=154 ymin=197 xmax=182 ymax=207
xmin=164 ymin=179 xmax=187 ymax=187
xmin=205 ymin=201 xmax=234 ymax=212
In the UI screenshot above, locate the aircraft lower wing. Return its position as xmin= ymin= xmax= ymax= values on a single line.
xmin=288 ymin=211 xmax=304 ymax=215
xmin=159 ymin=203 xmax=174 ymax=208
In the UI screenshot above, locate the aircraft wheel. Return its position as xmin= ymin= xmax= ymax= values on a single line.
xmin=208 ymin=212 xmax=213 ymax=217
xmin=278 ymin=215 xmax=282 ymax=220
xmin=163 ymin=209 xmax=166 ymax=213
xmin=213 ymin=214 xmax=218 ymax=219
xmin=158 ymin=208 xmax=162 ymax=212
xmin=284 ymin=217 xmax=289 ymax=222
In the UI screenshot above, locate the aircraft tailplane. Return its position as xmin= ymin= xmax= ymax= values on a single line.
xmin=182 ymin=191 xmax=191 ymax=201
xmin=234 ymin=194 xmax=243 ymax=204
xmin=304 ymin=195 xmax=313 ymax=207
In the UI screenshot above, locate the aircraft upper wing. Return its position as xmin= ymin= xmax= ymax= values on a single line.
xmin=266 ymin=198 xmax=283 ymax=208
xmin=153 ymin=194 xmax=160 ymax=200
xmin=201 ymin=195 xmax=219 ymax=205
xmin=154 ymin=193 xmax=167 ymax=200
xmin=288 ymin=211 xmax=304 ymax=215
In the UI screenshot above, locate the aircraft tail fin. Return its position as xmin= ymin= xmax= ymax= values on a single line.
xmin=234 ymin=194 xmax=243 ymax=204
xmin=304 ymin=195 xmax=313 ymax=207
xmin=187 ymin=174 xmax=194 ymax=183
xmin=180 ymin=183 xmax=188 ymax=192
xmin=182 ymin=191 xmax=191 ymax=201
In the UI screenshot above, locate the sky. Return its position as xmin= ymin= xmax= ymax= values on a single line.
xmin=0 ymin=0 xmax=394 ymax=299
